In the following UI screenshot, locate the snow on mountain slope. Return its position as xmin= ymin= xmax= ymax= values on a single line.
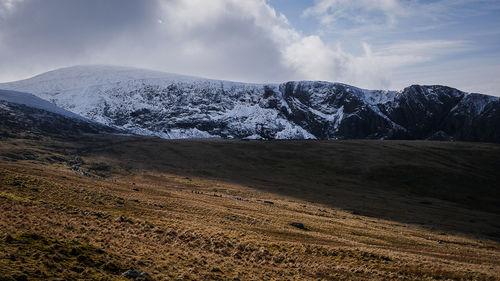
xmin=0 ymin=89 xmax=120 ymax=137
xmin=1 ymin=65 xmax=499 ymax=142
xmin=0 ymin=89 xmax=86 ymax=120
xmin=0 ymin=65 xmax=329 ymax=139
xmin=0 ymin=65 xmax=201 ymax=93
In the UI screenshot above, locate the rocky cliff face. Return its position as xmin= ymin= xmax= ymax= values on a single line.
xmin=1 ymin=65 xmax=498 ymax=142
xmin=383 ymin=85 xmax=500 ymax=142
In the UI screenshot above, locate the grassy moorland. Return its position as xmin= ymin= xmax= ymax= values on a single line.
xmin=0 ymin=132 xmax=499 ymax=280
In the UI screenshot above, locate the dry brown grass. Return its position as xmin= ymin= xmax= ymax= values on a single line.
xmin=0 ymin=135 xmax=499 ymax=280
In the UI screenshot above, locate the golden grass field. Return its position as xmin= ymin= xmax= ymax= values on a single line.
xmin=1 ymin=133 xmax=500 ymax=280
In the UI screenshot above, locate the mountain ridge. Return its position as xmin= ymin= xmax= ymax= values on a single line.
xmin=1 ymin=65 xmax=499 ymax=142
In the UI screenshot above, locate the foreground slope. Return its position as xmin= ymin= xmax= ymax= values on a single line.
xmin=1 ymin=112 xmax=499 ymax=280
xmin=1 ymin=65 xmax=499 ymax=141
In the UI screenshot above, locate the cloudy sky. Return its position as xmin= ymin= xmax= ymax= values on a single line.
xmin=1 ymin=0 xmax=499 ymax=95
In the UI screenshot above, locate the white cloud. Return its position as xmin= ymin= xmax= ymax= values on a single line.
xmin=283 ymin=36 xmax=347 ymax=81
xmin=304 ymin=0 xmax=500 ymax=33
xmin=0 ymin=0 xmax=478 ymax=91
xmin=377 ymin=40 xmax=469 ymax=58
xmin=0 ymin=0 xmax=22 ymax=18
xmin=103 ymin=0 xmax=433 ymax=88
xmin=94 ymin=0 xmax=467 ymax=89
xmin=303 ymin=0 xmax=406 ymax=30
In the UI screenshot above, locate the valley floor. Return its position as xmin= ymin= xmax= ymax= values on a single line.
xmin=0 ymin=135 xmax=499 ymax=280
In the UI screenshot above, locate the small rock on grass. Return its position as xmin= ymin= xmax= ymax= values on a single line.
xmin=122 ymin=269 xmax=150 ymax=280
xmin=290 ymin=222 xmax=307 ymax=230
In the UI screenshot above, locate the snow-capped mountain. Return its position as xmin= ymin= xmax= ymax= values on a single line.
xmin=1 ymin=65 xmax=499 ymax=142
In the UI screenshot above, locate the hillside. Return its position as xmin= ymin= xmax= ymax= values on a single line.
xmin=1 ymin=65 xmax=499 ymax=142
xmin=1 ymin=111 xmax=499 ymax=279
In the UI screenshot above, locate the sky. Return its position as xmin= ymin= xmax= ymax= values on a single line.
xmin=0 ymin=0 xmax=499 ymax=95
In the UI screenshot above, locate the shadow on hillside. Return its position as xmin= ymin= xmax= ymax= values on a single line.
xmin=67 ymin=136 xmax=500 ymax=241
xmin=3 ymin=134 xmax=500 ymax=241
